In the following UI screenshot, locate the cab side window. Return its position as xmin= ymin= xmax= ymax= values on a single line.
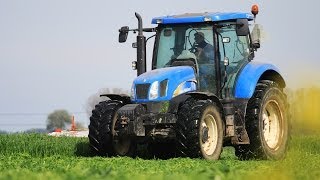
xmin=218 ymin=25 xmax=250 ymax=97
xmin=219 ymin=26 xmax=249 ymax=68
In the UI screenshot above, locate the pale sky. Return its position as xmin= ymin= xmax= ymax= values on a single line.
xmin=0 ymin=0 xmax=319 ymax=132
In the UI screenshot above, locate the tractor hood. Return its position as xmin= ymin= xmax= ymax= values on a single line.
xmin=132 ymin=66 xmax=196 ymax=102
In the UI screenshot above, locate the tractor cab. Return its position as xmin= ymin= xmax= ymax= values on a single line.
xmin=152 ymin=17 xmax=253 ymax=96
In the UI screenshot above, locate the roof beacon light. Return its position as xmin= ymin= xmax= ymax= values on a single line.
xmin=251 ymin=4 xmax=259 ymax=22
xmin=251 ymin=4 xmax=259 ymax=16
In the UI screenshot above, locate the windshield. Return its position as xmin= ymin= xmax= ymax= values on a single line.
xmin=154 ymin=24 xmax=214 ymax=69
xmin=152 ymin=22 xmax=250 ymax=95
xmin=153 ymin=24 xmax=216 ymax=93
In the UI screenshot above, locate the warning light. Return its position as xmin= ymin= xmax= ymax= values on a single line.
xmin=251 ymin=4 xmax=259 ymax=16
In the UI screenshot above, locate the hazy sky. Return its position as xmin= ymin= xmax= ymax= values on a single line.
xmin=0 ymin=0 xmax=319 ymax=132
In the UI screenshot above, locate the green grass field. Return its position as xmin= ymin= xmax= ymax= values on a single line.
xmin=0 ymin=134 xmax=319 ymax=180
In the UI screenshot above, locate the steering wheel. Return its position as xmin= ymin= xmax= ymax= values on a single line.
xmin=189 ymin=42 xmax=198 ymax=54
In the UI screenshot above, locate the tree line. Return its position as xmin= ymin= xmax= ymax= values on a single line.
xmin=45 ymin=88 xmax=128 ymax=132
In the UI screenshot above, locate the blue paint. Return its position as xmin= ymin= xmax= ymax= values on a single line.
xmin=132 ymin=66 xmax=196 ymax=102
xmin=152 ymin=12 xmax=253 ymax=24
xmin=234 ymin=62 xmax=281 ymax=98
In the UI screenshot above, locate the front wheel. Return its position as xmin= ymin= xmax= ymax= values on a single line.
xmin=176 ymin=99 xmax=223 ymax=160
xmin=88 ymin=100 xmax=122 ymax=156
xmin=111 ymin=110 xmax=136 ymax=157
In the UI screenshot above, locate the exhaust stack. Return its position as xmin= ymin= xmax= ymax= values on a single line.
xmin=135 ymin=12 xmax=146 ymax=76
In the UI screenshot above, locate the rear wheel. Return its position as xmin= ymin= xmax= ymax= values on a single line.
xmin=176 ymin=98 xmax=223 ymax=160
xmin=235 ymin=80 xmax=290 ymax=160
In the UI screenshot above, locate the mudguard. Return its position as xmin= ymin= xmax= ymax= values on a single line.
xmin=188 ymin=91 xmax=223 ymax=110
xmin=167 ymin=91 xmax=223 ymax=113
xmin=234 ymin=61 xmax=286 ymax=99
xmin=100 ymin=94 xmax=131 ymax=104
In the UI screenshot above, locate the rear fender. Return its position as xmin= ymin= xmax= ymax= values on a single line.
xmin=234 ymin=62 xmax=286 ymax=99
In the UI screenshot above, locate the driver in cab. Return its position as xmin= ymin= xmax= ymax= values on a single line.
xmin=193 ymin=32 xmax=215 ymax=92
xmin=193 ymin=32 xmax=214 ymax=64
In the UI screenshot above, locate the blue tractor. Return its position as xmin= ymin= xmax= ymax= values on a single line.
xmin=88 ymin=5 xmax=289 ymax=160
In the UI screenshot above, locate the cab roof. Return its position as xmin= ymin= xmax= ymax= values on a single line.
xmin=151 ymin=12 xmax=254 ymax=24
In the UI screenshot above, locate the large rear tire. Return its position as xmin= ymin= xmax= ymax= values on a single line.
xmin=88 ymin=100 xmax=122 ymax=156
xmin=235 ymin=80 xmax=290 ymax=160
xmin=176 ymin=98 xmax=223 ymax=160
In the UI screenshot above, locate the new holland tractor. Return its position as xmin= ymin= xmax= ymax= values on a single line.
xmin=88 ymin=5 xmax=290 ymax=160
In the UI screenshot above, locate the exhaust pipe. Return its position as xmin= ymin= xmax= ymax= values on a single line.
xmin=135 ymin=12 xmax=146 ymax=76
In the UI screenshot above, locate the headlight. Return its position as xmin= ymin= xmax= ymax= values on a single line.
xmin=130 ymin=84 xmax=135 ymax=100
xmin=149 ymin=81 xmax=159 ymax=100
xmin=173 ymin=81 xmax=196 ymax=97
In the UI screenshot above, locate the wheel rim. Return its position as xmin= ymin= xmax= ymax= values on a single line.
xmin=262 ymin=100 xmax=283 ymax=150
xmin=112 ymin=113 xmax=132 ymax=155
xmin=200 ymin=114 xmax=218 ymax=156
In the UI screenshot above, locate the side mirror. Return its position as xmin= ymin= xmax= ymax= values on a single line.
xmin=251 ymin=24 xmax=261 ymax=49
xmin=119 ymin=26 xmax=129 ymax=43
xmin=236 ymin=19 xmax=249 ymax=36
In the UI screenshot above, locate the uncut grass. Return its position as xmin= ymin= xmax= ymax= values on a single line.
xmin=288 ymin=87 xmax=320 ymax=134
xmin=0 ymin=133 xmax=89 ymax=157
xmin=0 ymin=134 xmax=319 ymax=179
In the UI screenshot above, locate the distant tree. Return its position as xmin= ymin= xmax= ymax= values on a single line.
xmin=0 ymin=130 xmax=7 ymax=134
xmin=46 ymin=110 xmax=72 ymax=131
xmin=85 ymin=88 xmax=129 ymax=117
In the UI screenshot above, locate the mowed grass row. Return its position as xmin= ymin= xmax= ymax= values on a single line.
xmin=0 ymin=134 xmax=320 ymax=179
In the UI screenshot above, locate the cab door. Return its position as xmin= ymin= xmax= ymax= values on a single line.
xmin=217 ymin=24 xmax=250 ymax=98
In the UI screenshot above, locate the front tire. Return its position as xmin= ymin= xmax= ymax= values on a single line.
xmin=88 ymin=100 xmax=136 ymax=157
xmin=88 ymin=100 xmax=122 ymax=156
xmin=111 ymin=111 xmax=136 ymax=157
xmin=235 ymin=80 xmax=290 ymax=160
xmin=176 ymin=98 xmax=223 ymax=160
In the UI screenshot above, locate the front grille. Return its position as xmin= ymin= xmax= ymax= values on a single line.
xmin=136 ymin=83 xmax=150 ymax=99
